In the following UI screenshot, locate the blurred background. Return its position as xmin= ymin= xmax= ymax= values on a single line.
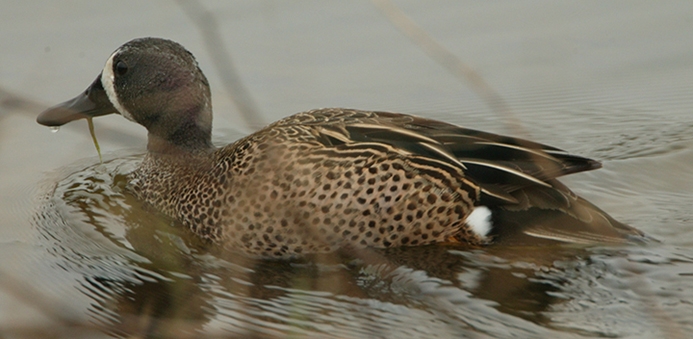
xmin=1 ymin=1 xmax=693 ymax=338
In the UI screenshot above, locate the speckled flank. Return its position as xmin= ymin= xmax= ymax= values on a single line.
xmin=130 ymin=109 xmax=488 ymax=257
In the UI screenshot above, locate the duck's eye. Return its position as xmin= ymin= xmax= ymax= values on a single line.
xmin=115 ymin=60 xmax=128 ymax=76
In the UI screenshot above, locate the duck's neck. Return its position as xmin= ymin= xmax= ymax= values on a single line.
xmin=146 ymin=104 xmax=215 ymax=155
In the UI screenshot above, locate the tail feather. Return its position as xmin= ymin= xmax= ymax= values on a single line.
xmin=487 ymin=184 xmax=646 ymax=246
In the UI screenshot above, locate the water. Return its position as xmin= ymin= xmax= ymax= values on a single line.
xmin=2 ymin=1 xmax=693 ymax=338
xmin=31 ymin=159 xmax=627 ymax=337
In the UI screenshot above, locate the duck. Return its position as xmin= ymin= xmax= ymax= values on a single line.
xmin=37 ymin=37 xmax=645 ymax=258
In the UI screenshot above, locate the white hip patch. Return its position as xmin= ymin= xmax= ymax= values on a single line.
xmin=466 ymin=206 xmax=492 ymax=238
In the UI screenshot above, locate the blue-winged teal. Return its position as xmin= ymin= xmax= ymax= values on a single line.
xmin=38 ymin=38 xmax=645 ymax=257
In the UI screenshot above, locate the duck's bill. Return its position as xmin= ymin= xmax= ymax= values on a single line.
xmin=37 ymin=75 xmax=117 ymax=127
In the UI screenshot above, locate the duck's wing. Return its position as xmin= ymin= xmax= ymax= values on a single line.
xmin=371 ymin=111 xmax=601 ymax=182
xmin=297 ymin=109 xmax=600 ymax=202
xmin=289 ymin=109 xmax=645 ymax=244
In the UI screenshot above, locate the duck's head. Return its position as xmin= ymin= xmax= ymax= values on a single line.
xmin=37 ymin=37 xmax=213 ymax=153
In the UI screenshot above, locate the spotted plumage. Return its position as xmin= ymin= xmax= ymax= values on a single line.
xmin=38 ymin=38 xmax=646 ymax=258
